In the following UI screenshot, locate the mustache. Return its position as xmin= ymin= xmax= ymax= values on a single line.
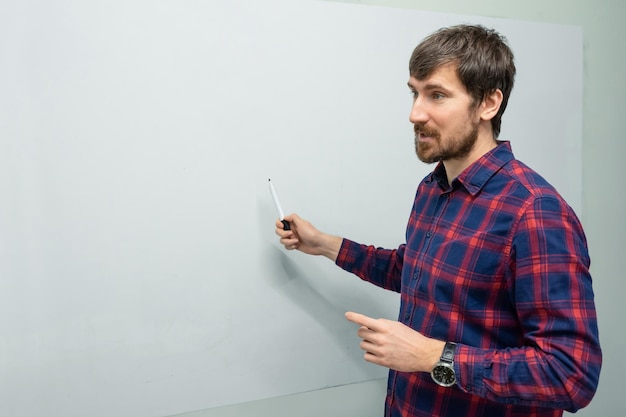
xmin=413 ymin=123 xmax=440 ymax=138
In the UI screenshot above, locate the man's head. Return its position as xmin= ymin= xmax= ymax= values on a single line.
xmin=409 ymin=25 xmax=515 ymax=139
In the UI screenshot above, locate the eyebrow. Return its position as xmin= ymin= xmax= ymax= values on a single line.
xmin=407 ymin=81 xmax=450 ymax=93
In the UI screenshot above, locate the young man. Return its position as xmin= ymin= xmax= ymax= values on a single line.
xmin=275 ymin=25 xmax=601 ymax=417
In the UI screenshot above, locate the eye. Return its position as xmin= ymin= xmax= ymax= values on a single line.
xmin=432 ymin=92 xmax=445 ymax=100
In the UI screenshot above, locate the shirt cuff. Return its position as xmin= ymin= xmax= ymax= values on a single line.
xmin=455 ymin=343 xmax=488 ymax=396
xmin=335 ymin=237 xmax=356 ymax=269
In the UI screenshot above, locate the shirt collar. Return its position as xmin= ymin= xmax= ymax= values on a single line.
xmin=429 ymin=141 xmax=515 ymax=195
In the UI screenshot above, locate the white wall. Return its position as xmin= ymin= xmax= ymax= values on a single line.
xmin=177 ymin=0 xmax=626 ymax=416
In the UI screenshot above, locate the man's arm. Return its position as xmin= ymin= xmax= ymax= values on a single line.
xmin=455 ymin=197 xmax=602 ymax=412
xmin=275 ymin=213 xmax=405 ymax=293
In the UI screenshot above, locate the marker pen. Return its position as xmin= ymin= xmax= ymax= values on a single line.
xmin=268 ymin=179 xmax=291 ymax=230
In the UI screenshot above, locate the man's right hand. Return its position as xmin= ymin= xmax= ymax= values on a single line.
xmin=274 ymin=213 xmax=343 ymax=262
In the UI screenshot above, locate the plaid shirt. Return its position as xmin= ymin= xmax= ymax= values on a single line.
xmin=336 ymin=142 xmax=601 ymax=417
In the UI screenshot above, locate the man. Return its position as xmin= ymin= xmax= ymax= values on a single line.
xmin=275 ymin=25 xmax=601 ymax=417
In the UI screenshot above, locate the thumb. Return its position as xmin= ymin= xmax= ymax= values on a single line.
xmin=283 ymin=213 xmax=300 ymax=225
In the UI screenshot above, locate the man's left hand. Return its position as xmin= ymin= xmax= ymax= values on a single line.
xmin=345 ymin=311 xmax=445 ymax=373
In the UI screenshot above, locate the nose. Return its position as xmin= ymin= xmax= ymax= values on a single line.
xmin=409 ymin=96 xmax=428 ymax=125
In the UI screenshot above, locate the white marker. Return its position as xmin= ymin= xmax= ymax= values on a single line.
xmin=268 ymin=179 xmax=290 ymax=230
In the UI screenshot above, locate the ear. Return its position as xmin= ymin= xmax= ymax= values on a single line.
xmin=479 ymin=89 xmax=503 ymax=121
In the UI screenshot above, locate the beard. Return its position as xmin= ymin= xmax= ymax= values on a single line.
xmin=414 ymin=121 xmax=479 ymax=164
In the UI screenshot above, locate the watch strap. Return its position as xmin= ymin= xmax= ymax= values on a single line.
xmin=440 ymin=341 xmax=456 ymax=363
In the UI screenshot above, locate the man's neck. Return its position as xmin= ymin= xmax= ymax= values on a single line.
xmin=443 ymin=135 xmax=498 ymax=185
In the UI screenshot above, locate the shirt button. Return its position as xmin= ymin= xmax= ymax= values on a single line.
xmin=426 ymin=231 xmax=432 ymax=238
xmin=465 ymin=385 xmax=472 ymax=392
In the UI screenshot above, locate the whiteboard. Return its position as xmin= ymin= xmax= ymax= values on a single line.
xmin=0 ymin=1 xmax=582 ymax=416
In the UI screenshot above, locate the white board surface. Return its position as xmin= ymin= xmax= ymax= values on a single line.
xmin=0 ymin=1 xmax=582 ymax=416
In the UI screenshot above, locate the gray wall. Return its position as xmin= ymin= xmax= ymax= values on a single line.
xmin=180 ymin=0 xmax=626 ymax=416
xmin=8 ymin=2 xmax=585 ymax=415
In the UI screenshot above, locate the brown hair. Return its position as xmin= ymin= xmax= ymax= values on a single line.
xmin=409 ymin=25 xmax=516 ymax=138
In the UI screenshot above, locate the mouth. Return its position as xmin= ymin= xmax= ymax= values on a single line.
xmin=414 ymin=125 xmax=438 ymax=142
xmin=417 ymin=132 xmax=435 ymax=142
xmin=415 ymin=130 xmax=438 ymax=143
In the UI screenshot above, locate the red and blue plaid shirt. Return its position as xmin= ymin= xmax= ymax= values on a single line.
xmin=336 ymin=141 xmax=601 ymax=417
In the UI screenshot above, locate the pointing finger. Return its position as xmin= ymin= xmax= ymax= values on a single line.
xmin=345 ymin=311 xmax=381 ymax=331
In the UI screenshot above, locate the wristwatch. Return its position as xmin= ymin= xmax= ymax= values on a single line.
xmin=431 ymin=341 xmax=457 ymax=387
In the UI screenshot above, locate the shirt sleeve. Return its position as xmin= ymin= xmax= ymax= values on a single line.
xmin=455 ymin=196 xmax=602 ymax=412
xmin=335 ymin=238 xmax=405 ymax=293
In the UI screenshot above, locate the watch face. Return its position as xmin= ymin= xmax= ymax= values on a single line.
xmin=432 ymin=364 xmax=456 ymax=387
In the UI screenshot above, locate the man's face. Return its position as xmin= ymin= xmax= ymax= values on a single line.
xmin=408 ymin=64 xmax=481 ymax=164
